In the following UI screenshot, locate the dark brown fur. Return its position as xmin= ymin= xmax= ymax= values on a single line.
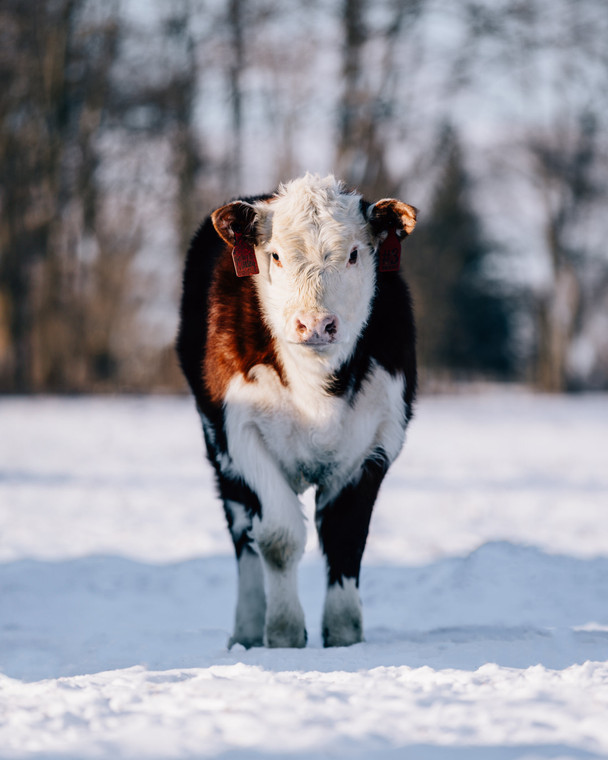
xmin=176 ymin=194 xmax=276 ymax=415
xmin=204 ymin=247 xmax=285 ymax=405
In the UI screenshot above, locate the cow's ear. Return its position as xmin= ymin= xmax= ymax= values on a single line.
xmin=211 ymin=201 xmax=262 ymax=277
xmin=366 ymin=198 xmax=418 ymax=273
xmin=211 ymin=201 xmax=258 ymax=246
xmin=366 ymin=198 xmax=417 ymax=238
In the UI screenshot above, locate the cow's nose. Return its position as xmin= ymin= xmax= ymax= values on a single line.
xmin=294 ymin=313 xmax=339 ymax=344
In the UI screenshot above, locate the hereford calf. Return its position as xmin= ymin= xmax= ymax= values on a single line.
xmin=177 ymin=174 xmax=417 ymax=648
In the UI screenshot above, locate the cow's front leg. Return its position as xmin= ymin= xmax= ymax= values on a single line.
xmin=225 ymin=401 xmax=307 ymax=647
xmin=254 ymin=511 xmax=307 ymax=648
xmin=316 ymin=455 xmax=389 ymax=647
xmin=228 ymin=479 xmax=306 ymax=648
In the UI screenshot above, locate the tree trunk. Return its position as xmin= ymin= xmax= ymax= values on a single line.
xmin=228 ymin=0 xmax=245 ymax=192
xmin=535 ymin=265 xmax=580 ymax=392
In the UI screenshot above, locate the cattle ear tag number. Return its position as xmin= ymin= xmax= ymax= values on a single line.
xmin=378 ymin=229 xmax=401 ymax=273
xmin=232 ymin=232 xmax=259 ymax=277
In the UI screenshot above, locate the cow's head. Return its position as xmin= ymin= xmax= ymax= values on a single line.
xmin=211 ymin=174 xmax=417 ymax=368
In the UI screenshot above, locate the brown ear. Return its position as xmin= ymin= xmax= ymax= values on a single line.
xmin=211 ymin=201 xmax=258 ymax=246
xmin=367 ymin=198 xmax=417 ymax=238
xmin=366 ymin=198 xmax=418 ymax=273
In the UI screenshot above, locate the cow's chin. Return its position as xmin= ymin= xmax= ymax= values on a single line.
xmin=278 ymin=325 xmax=357 ymax=368
xmin=283 ymin=337 xmax=356 ymax=371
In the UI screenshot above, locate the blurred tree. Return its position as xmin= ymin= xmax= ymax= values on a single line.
xmin=0 ymin=0 xmax=67 ymax=390
xmin=227 ymin=0 xmax=246 ymax=193
xmin=530 ymin=112 xmax=600 ymax=391
xmin=457 ymin=0 xmax=608 ymax=390
xmin=335 ymin=0 xmax=425 ymax=199
xmin=407 ymin=124 xmax=515 ymax=380
xmin=105 ymin=0 xmax=209 ymax=258
xmin=164 ymin=1 xmax=205 ymax=258
xmin=0 ymin=0 xmax=126 ymax=391
xmin=0 ymin=0 xmax=207 ymax=392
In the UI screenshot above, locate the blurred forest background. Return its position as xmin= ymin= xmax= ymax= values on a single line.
xmin=1 ymin=0 xmax=607 ymax=394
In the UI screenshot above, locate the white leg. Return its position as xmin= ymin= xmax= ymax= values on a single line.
xmin=223 ymin=500 xmax=267 ymax=648
xmin=225 ymin=393 xmax=307 ymax=647
xmin=255 ymin=525 xmax=307 ymax=648
xmin=229 ymin=544 xmax=266 ymax=648
xmin=322 ymin=577 xmax=363 ymax=647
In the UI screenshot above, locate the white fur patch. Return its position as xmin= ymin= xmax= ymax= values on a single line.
xmin=260 ymin=554 xmax=307 ymax=648
xmin=252 ymin=174 xmax=376 ymax=373
xmin=229 ymin=541 xmax=266 ymax=649
xmin=322 ymin=578 xmax=363 ymax=647
xmin=223 ymin=374 xmax=308 ymax=647
xmin=224 ymin=361 xmax=406 ymax=505
xmin=225 ymin=499 xmax=251 ymax=542
xmin=223 ymin=373 xmax=307 ymax=542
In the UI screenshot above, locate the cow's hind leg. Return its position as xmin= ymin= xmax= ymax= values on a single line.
xmin=316 ymin=455 xmax=389 ymax=647
xmin=220 ymin=478 xmax=266 ymax=649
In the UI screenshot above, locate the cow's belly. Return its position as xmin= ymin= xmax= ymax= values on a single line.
xmin=226 ymin=361 xmax=407 ymax=494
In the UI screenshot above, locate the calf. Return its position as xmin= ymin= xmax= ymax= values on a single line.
xmin=177 ymin=174 xmax=417 ymax=648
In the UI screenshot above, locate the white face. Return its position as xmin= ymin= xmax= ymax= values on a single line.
xmin=253 ymin=177 xmax=377 ymax=367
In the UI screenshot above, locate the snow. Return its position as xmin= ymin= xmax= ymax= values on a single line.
xmin=1 ymin=390 xmax=608 ymax=759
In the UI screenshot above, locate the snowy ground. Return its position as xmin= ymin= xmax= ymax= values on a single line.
xmin=1 ymin=390 xmax=607 ymax=759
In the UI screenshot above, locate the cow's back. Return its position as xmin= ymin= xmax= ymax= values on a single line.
xmin=176 ymin=215 xmax=221 ymax=409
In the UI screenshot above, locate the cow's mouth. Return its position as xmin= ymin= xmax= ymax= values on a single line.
xmin=291 ymin=337 xmax=338 ymax=349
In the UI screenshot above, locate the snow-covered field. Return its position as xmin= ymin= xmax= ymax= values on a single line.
xmin=1 ymin=390 xmax=607 ymax=759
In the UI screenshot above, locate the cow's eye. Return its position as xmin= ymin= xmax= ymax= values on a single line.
xmin=348 ymin=249 xmax=358 ymax=266
xmin=271 ymin=252 xmax=280 ymax=263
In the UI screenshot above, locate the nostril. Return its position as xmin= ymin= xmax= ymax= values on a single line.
xmin=324 ymin=319 xmax=337 ymax=336
xmin=296 ymin=319 xmax=308 ymax=335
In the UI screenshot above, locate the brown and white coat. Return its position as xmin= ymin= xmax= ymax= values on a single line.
xmin=177 ymin=174 xmax=417 ymax=648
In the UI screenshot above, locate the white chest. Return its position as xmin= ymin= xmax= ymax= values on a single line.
xmin=224 ymin=360 xmax=407 ymax=494
xmin=261 ymin=385 xmax=349 ymax=491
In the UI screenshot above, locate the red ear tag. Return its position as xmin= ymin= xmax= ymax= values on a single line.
xmin=232 ymin=232 xmax=259 ymax=277
xmin=378 ymin=229 xmax=401 ymax=272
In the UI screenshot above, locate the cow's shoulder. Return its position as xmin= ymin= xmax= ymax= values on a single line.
xmin=369 ymin=271 xmax=416 ymax=376
xmin=204 ymin=257 xmax=285 ymax=405
xmin=177 ymin=193 xmax=278 ymax=409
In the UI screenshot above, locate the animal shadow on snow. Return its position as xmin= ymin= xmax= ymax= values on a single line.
xmin=1 ymin=541 xmax=607 ymax=681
